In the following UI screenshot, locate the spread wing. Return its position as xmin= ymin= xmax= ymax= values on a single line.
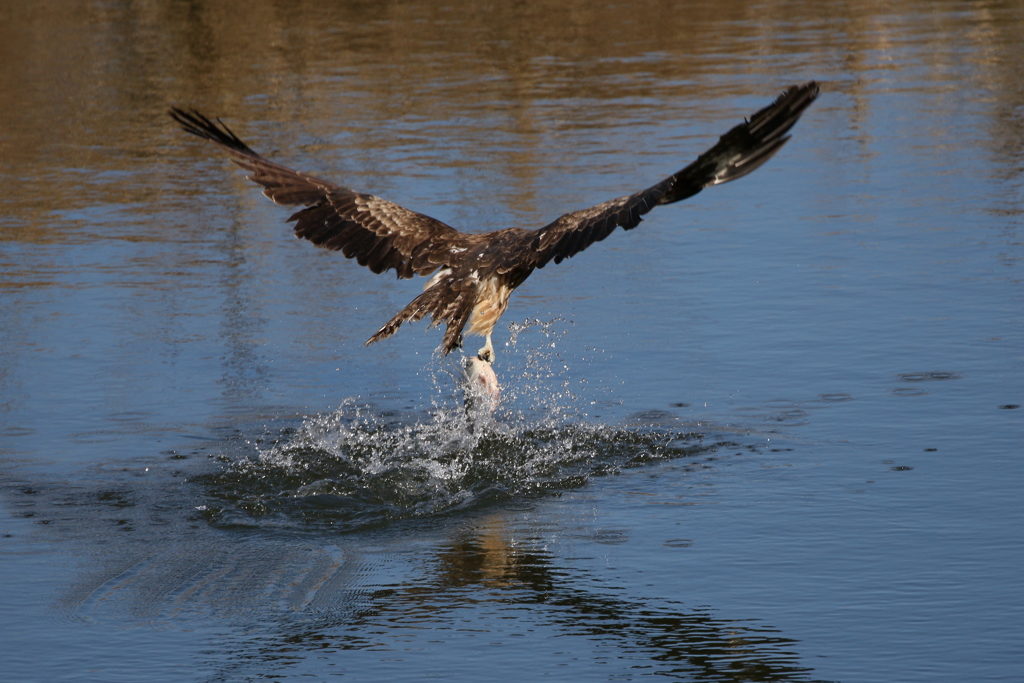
xmin=169 ymin=108 xmax=468 ymax=279
xmin=525 ymin=82 xmax=819 ymax=269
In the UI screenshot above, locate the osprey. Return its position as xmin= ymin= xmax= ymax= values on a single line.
xmin=170 ymin=82 xmax=817 ymax=381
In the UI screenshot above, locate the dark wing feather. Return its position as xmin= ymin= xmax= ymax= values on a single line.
xmin=525 ymin=82 xmax=819 ymax=269
xmin=365 ymin=269 xmax=478 ymax=354
xmin=169 ymin=108 xmax=467 ymax=279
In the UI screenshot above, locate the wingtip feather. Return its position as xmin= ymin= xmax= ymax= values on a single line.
xmin=169 ymin=107 xmax=257 ymax=156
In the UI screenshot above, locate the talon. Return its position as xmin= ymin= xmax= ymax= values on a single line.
xmin=476 ymin=334 xmax=494 ymax=364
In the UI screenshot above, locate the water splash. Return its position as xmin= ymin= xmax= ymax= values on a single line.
xmin=194 ymin=397 xmax=712 ymax=532
xmin=191 ymin=319 xmax=717 ymax=532
xmin=419 ymin=317 xmax=586 ymax=424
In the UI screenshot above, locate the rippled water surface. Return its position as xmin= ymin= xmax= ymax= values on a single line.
xmin=2 ymin=1 xmax=1022 ymax=681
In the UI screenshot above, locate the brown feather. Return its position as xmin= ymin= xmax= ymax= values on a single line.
xmin=522 ymin=82 xmax=819 ymax=270
xmin=167 ymin=108 xmax=468 ymax=280
xmin=170 ymin=83 xmax=817 ymax=356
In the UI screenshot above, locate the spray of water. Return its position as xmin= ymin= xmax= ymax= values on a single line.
xmin=194 ymin=319 xmax=713 ymax=532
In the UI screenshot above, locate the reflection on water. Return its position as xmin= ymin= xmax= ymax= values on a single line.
xmin=2 ymin=0 xmax=1023 ymax=681
xmin=5 ymin=411 xmax=815 ymax=681
xmin=427 ymin=526 xmax=816 ymax=681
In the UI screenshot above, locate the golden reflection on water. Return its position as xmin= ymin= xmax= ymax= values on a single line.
xmin=2 ymin=0 xmax=1022 ymax=251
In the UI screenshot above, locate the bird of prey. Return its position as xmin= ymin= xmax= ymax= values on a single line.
xmin=170 ymin=82 xmax=817 ymax=386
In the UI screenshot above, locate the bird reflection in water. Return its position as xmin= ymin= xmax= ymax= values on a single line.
xmin=360 ymin=515 xmax=818 ymax=682
xmin=9 ymin=458 xmax=821 ymax=681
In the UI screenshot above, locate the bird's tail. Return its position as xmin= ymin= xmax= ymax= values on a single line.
xmin=366 ymin=274 xmax=476 ymax=356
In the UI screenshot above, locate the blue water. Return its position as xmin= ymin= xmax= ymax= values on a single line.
xmin=2 ymin=2 xmax=1022 ymax=681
